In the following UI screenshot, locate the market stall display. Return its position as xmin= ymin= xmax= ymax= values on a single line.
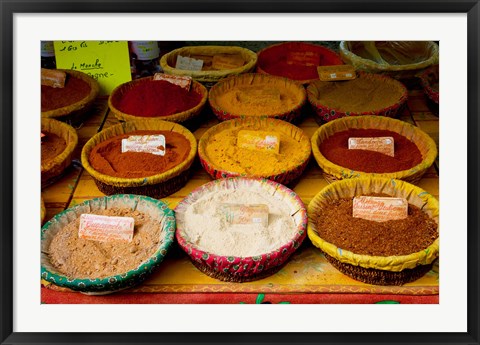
xmin=418 ymin=64 xmax=439 ymax=115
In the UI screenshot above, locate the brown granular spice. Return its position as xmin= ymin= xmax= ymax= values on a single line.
xmin=41 ymin=131 xmax=66 ymax=165
xmin=41 ymin=75 xmax=91 ymax=112
xmin=48 ymin=207 xmax=163 ymax=279
xmin=315 ymin=197 xmax=438 ymax=256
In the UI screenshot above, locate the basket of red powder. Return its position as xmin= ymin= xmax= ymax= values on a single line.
xmin=418 ymin=64 xmax=439 ymax=115
xmin=175 ymin=177 xmax=307 ymax=282
xmin=307 ymin=177 xmax=439 ymax=286
xmin=108 ymin=76 xmax=208 ymax=128
xmin=41 ymin=118 xmax=78 ymax=188
xmin=307 ymin=72 xmax=408 ymax=123
xmin=208 ymin=73 xmax=307 ymax=123
xmin=81 ymin=119 xmax=197 ymax=199
xmin=256 ymin=42 xmax=344 ymax=84
xmin=311 ymin=115 xmax=437 ymax=184
xmin=41 ymin=69 xmax=100 ymax=126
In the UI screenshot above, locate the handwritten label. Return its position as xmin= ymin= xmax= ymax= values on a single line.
xmin=212 ymin=54 xmax=245 ymax=70
xmin=286 ymin=51 xmax=320 ymax=66
xmin=41 ymin=68 xmax=66 ymax=88
xmin=121 ymin=135 xmax=166 ymax=156
xmin=130 ymin=41 xmax=160 ymax=60
xmin=190 ymin=54 xmax=213 ymax=68
xmin=175 ymin=55 xmax=204 ymax=71
xmin=54 ymin=41 xmax=131 ymax=95
xmin=237 ymin=130 xmax=280 ymax=153
xmin=317 ymin=65 xmax=357 ymax=81
xmin=153 ymin=73 xmax=192 ymax=91
xmin=78 ymin=214 xmax=135 ymax=242
xmin=348 ymin=137 xmax=394 ymax=157
xmin=221 ymin=204 xmax=269 ymax=227
xmin=353 ymin=196 xmax=408 ymax=222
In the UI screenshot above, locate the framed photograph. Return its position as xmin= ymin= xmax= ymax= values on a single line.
xmin=1 ymin=1 xmax=478 ymax=344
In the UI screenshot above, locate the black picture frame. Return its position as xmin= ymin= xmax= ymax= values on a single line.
xmin=1 ymin=1 xmax=479 ymax=344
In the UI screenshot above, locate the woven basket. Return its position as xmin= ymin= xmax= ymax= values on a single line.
xmin=108 ymin=76 xmax=208 ymax=127
xmin=175 ymin=177 xmax=308 ymax=282
xmin=160 ymin=45 xmax=257 ymax=87
xmin=81 ymin=120 xmax=197 ymax=199
xmin=41 ymin=194 xmax=175 ymax=294
xmin=307 ymin=72 xmax=408 ymax=123
xmin=418 ymin=65 xmax=439 ymax=115
xmin=339 ymin=41 xmax=439 ymax=80
xmin=311 ymin=115 xmax=437 ymax=184
xmin=307 ymin=177 xmax=439 ymax=285
xmin=256 ymin=42 xmax=344 ymax=84
xmin=198 ymin=117 xmax=311 ymax=186
xmin=41 ymin=69 xmax=100 ymax=126
xmin=41 ymin=118 xmax=78 ymax=188
xmin=41 ymin=197 xmax=46 ymax=225
xmin=208 ymin=73 xmax=307 ymax=123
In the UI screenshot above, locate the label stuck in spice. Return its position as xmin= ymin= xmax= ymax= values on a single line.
xmin=78 ymin=214 xmax=135 ymax=242
xmin=348 ymin=137 xmax=394 ymax=157
xmin=153 ymin=73 xmax=192 ymax=91
xmin=212 ymin=54 xmax=245 ymax=70
xmin=237 ymin=130 xmax=280 ymax=153
xmin=353 ymin=196 xmax=408 ymax=222
xmin=317 ymin=65 xmax=357 ymax=81
xmin=175 ymin=55 xmax=204 ymax=71
xmin=286 ymin=51 xmax=320 ymax=66
xmin=121 ymin=135 xmax=166 ymax=156
xmin=41 ymin=68 xmax=66 ymax=88
xmin=221 ymin=204 xmax=269 ymax=227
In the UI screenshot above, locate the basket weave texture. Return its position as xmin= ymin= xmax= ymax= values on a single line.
xmin=81 ymin=120 xmax=197 ymax=198
xmin=419 ymin=65 xmax=439 ymax=105
xmin=41 ymin=69 xmax=100 ymax=124
xmin=310 ymin=115 xmax=438 ymax=184
xmin=307 ymin=177 xmax=439 ymax=282
xmin=108 ymin=77 xmax=208 ymax=125
xmin=41 ymin=118 xmax=78 ymax=187
xmin=198 ymin=117 xmax=311 ymax=186
xmin=160 ymin=45 xmax=257 ymax=83
xmin=208 ymin=73 xmax=307 ymax=123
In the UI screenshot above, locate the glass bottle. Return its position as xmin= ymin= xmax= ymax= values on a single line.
xmin=41 ymin=41 xmax=56 ymax=69
xmin=129 ymin=41 xmax=161 ymax=79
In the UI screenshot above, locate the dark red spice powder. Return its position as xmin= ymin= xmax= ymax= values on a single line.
xmin=257 ymin=42 xmax=343 ymax=81
xmin=115 ymin=80 xmax=202 ymax=117
xmin=41 ymin=75 xmax=91 ymax=112
xmin=319 ymin=129 xmax=423 ymax=173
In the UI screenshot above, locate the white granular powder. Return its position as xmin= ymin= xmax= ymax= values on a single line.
xmin=180 ymin=189 xmax=298 ymax=257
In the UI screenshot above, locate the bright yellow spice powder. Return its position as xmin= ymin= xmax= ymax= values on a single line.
xmin=204 ymin=127 xmax=309 ymax=176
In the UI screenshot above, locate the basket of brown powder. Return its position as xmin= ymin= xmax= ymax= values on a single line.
xmin=307 ymin=177 xmax=439 ymax=286
xmin=306 ymin=72 xmax=408 ymax=123
xmin=81 ymin=120 xmax=197 ymax=199
xmin=41 ymin=194 xmax=175 ymax=294
xmin=41 ymin=69 xmax=100 ymax=126
xmin=41 ymin=118 xmax=78 ymax=188
xmin=175 ymin=177 xmax=308 ymax=282
xmin=311 ymin=115 xmax=437 ymax=184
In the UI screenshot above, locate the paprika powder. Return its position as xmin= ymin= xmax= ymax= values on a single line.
xmin=319 ymin=129 xmax=423 ymax=173
xmin=89 ymin=130 xmax=191 ymax=178
xmin=114 ymin=80 xmax=202 ymax=117
xmin=41 ymin=75 xmax=91 ymax=111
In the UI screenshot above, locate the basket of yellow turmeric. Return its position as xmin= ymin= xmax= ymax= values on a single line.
xmin=208 ymin=73 xmax=307 ymax=123
xmin=198 ymin=117 xmax=311 ymax=186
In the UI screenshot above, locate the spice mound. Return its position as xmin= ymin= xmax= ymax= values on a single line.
xmin=319 ymin=129 xmax=423 ymax=173
xmin=204 ymin=127 xmax=309 ymax=176
xmin=213 ymin=85 xmax=301 ymax=116
xmin=41 ymin=131 xmax=67 ymax=165
xmin=310 ymin=76 xmax=405 ymax=113
xmin=41 ymin=74 xmax=91 ymax=112
xmin=48 ymin=207 xmax=163 ymax=279
xmin=114 ymin=80 xmax=202 ymax=117
xmin=89 ymin=130 xmax=191 ymax=178
xmin=181 ymin=189 xmax=297 ymax=257
xmin=315 ymin=196 xmax=438 ymax=256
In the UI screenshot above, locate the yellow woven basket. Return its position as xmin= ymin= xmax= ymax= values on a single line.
xmin=307 ymin=177 xmax=439 ymax=285
xmin=160 ymin=45 xmax=257 ymax=86
xmin=41 ymin=118 xmax=78 ymax=188
xmin=108 ymin=76 xmax=208 ymax=128
xmin=41 ymin=69 xmax=100 ymax=125
xmin=81 ymin=120 xmax=197 ymax=198
xmin=311 ymin=115 xmax=437 ymax=184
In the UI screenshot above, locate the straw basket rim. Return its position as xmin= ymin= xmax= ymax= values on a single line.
xmin=41 ymin=69 xmax=100 ymax=118
xmin=41 ymin=118 xmax=78 ymax=174
xmin=81 ymin=119 xmax=197 ymax=187
xmin=418 ymin=65 xmax=439 ymax=104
